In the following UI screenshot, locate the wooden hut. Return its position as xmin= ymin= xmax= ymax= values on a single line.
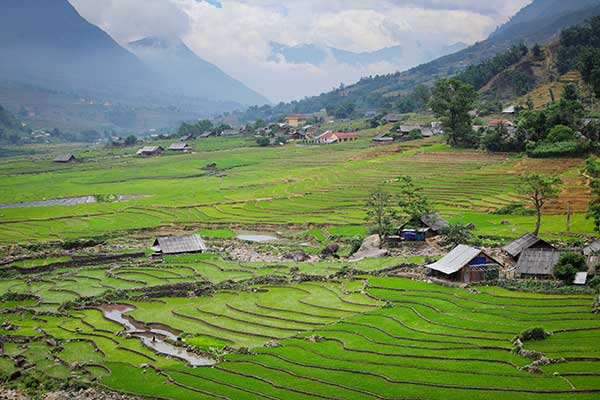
xmin=152 ymin=234 xmax=207 ymax=255
xmin=503 ymin=233 xmax=555 ymax=260
xmin=168 ymin=143 xmax=192 ymax=153
xmin=516 ymin=248 xmax=561 ymax=279
xmin=426 ymin=245 xmax=502 ymax=283
xmin=398 ymin=213 xmax=449 ymax=241
xmin=583 ymin=238 xmax=600 ymax=275
xmin=53 ymin=154 xmax=77 ymax=163
xmin=136 ymin=146 xmax=164 ymax=157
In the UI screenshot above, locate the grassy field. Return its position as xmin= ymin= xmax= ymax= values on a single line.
xmin=0 ymin=135 xmax=593 ymax=246
xmin=1 ymin=269 xmax=599 ymax=399
xmin=1 ymin=135 xmax=598 ymax=398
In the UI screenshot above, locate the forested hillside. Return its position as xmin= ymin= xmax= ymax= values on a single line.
xmin=238 ymin=0 xmax=600 ymax=122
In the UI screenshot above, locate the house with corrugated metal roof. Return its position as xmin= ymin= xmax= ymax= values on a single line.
xmin=516 ymin=248 xmax=562 ymax=279
xmin=584 ymin=238 xmax=600 ymax=275
xmin=168 ymin=143 xmax=192 ymax=153
xmin=503 ymin=233 xmax=555 ymax=260
xmin=136 ymin=146 xmax=164 ymax=157
xmin=53 ymin=154 xmax=77 ymax=163
xmin=152 ymin=234 xmax=207 ymax=255
xmin=426 ymin=245 xmax=502 ymax=283
xmin=398 ymin=213 xmax=449 ymax=241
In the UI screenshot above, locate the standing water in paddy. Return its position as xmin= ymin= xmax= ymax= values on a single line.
xmin=100 ymin=304 xmax=215 ymax=367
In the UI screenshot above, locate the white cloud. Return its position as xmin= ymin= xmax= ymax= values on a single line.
xmin=69 ymin=0 xmax=532 ymax=102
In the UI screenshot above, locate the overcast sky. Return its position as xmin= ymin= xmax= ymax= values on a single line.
xmin=69 ymin=0 xmax=532 ymax=102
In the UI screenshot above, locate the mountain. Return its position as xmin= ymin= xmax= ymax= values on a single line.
xmin=270 ymin=41 xmax=467 ymax=67
xmin=269 ymin=42 xmax=404 ymax=66
xmin=129 ymin=37 xmax=269 ymax=107
xmin=243 ymin=0 xmax=600 ymax=119
xmin=0 ymin=0 xmax=269 ymax=133
xmin=0 ymin=0 xmax=146 ymax=98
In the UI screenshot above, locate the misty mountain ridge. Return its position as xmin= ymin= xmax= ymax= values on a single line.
xmin=0 ymin=0 xmax=269 ymax=132
xmin=269 ymin=41 xmax=467 ymax=67
xmin=129 ymin=36 xmax=269 ymax=106
xmin=241 ymin=0 xmax=600 ymax=120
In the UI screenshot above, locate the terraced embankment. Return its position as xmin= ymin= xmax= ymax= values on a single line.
xmin=2 ymin=270 xmax=599 ymax=399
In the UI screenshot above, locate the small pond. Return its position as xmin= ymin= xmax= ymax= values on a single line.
xmin=236 ymin=233 xmax=281 ymax=243
xmin=0 ymin=194 xmax=152 ymax=209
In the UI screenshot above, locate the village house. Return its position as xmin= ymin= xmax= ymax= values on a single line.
xmin=398 ymin=213 xmax=449 ymax=241
xmin=198 ymin=131 xmax=216 ymax=139
xmin=220 ymin=129 xmax=239 ymax=137
xmin=167 ymin=143 xmax=192 ymax=153
xmin=426 ymin=245 xmax=502 ymax=284
xmin=502 ymin=233 xmax=556 ymax=260
xmin=488 ymin=119 xmax=515 ymax=128
xmin=285 ymin=114 xmax=308 ymax=128
xmin=152 ymin=234 xmax=207 ymax=255
xmin=53 ymin=154 xmax=77 ymax=163
xmin=584 ymin=238 xmax=600 ymax=275
xmin=398 ymin=125 xmax=421 ymax=135
xmin=502 ymin=105 xmax=516 ymax=115
xmin=313 ymin=131 xmax=358 ymax=144
xmin=372 ymin=134 xmax=394 ymax=144
xmin=136 ymin=146 xmax=164 ymax=157
xmin=516 ymin=248 xmax=562 ymax=279
xmin=180 ymin=134 xmax=194 ymax=142
xmin=383 ymin=114 xmax=403 ymax=124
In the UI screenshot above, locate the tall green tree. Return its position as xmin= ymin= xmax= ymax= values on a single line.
xmin=430 ymin=79 xmax=478 ymax=148
xmin=397 ymin=176 xmax=431 ymax=227
xmin=366 ymin=189 xmax=397 ymax=245
xmin=586 ymin=157 xmax=600 ymax=233
xmin=517 ymin=174 xmax=563 ymax=236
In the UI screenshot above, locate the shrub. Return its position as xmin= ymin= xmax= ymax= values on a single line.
xmin=256 ymin=137 xmax=270 ymax=147
xmin=519 ymin=327 xmax=549 ymax=342
xmin=349 ymin=236 xmax=364 ymax=255
xmin=558 ymin=253 xmax=588 ymax=272
xmin=492 ymin=201 xmax=535 ymax=216
xmin=527 ymin=140 xmax=589 ymax=158
xmin=440 ymin=223 xmax=474 ymax=247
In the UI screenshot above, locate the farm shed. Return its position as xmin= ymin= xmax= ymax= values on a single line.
xmin=136 ymin=146 xmax=164 ymax=157
xmin=399 ymin=213 xmax=449 ymax=241
xmin=426 ymin=245 xmax=501 ymax=283
xmin=399 ymin=125 xmax=421 ymax=135
xmin=574 ymin=272 xmax=588 ymax=285
xmin=516 ymin=248 xmax=561 ymax=279
xmin=584 ymin=238 xmax=600 ymax=275
xmin=313 ymin=131 xmax=358 ymax=144
xmin=53 ymin=154 xmax=77 ymax=163
xmin=152 ymin=234 xmax=207 ymax=255
xmin=503 ymin=233 xmax=555 ymax=259
xmin=168 ymin=143 xmax=192 ymax=153
xmin=372 ymin=134 xmax=394 ymax=144
xmin=383 ymin=114 xmax=403 ymax=123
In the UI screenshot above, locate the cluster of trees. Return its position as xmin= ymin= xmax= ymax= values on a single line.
xmin=586 ymin=157 xmax=600 ymax=234
xmin=457 ymin=44 xmax=529 ymax=90
xmin=366 ymin=177 xmax=431 ymax=244
xmin=556 ymin=16 xmax=600 ymax=97
xmin=177 ymin=119 xmax=231 ymax=137
xmin=430 ymin=77 xmax=597 ymax=156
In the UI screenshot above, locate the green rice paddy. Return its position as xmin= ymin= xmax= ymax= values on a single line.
xmin=1 ymin=136 xmax=598 ymax=398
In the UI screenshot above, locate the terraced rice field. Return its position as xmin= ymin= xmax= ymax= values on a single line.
xmin=2 ymin=269 xmax=599 ymax=399
xmin=0 ymin=136 xmax=594 ymax=244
